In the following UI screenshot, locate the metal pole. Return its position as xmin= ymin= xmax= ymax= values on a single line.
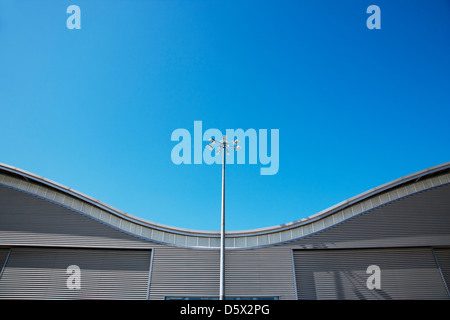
xmin=219 ymin=136 xmax=226 ymax=300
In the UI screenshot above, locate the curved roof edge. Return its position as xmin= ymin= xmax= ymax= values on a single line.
xmin=1 ymin=161 xmax=450 ymax=249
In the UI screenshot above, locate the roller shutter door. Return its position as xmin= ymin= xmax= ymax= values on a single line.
xmin=0 ymin=247 xmax=152 ymax=299
xmin=293 ymin=247 xmax=450 ymax=300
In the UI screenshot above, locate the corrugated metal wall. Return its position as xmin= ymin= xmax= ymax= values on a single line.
xmin=293 ymin=247 xmax=450 ymax=300
xmin=287 ymin=184 xmax=450 ymax=300
xmin=149 ymin=247 xmax=220 ymax=299
xmin=0 ymin=185 xmax=298 ymax=300
xmin=0 ymin=247 xmax=152 ymax=299
xmin=0 ymin=185 xmax=153 ymax=249
xmin=285 ymin=184 xmax=450 ymax=250
xmin=0 ymin=172 xmax=449 ymax=300
xmin=148 ymin=246 xmax=297 ymax=300
xmin=225 ymin=247 xmax=296 ymax=300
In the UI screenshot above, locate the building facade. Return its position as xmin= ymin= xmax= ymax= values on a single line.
xmin=0 ymin=162 xmax=449 ymax=299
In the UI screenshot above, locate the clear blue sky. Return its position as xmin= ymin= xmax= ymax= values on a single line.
xmin=1 ymin=0 xmax=449 ymax=232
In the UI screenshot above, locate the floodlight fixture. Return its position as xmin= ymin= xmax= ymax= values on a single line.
xmin=206 ymin=135 xmax=241 ymax=159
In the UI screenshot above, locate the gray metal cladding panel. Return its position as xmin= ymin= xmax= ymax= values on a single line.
xmin=226 ymin=247 xmax=296 ymax=300
xmin=293 ymin=248 xmax=450 ymax=300
xmin=434 ymin=248 xmax=450 ymax=292
xmin=149 ymin=247 xmax=220 ymax=300
xmin=0 ymin=247 xmax=152 ymax=299
xmin=0 ymin=249 xmax=9 ymax=263
xmin=286 ymin=184 xmax=450 ymax=249
xmin=148 ymin=246 xmax=296 ymax=300
xmin=0 ymin=185 xmax=153 ymax=248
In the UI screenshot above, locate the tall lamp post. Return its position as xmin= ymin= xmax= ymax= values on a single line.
xmin=206 ymin=136 xmax=241 ymax=300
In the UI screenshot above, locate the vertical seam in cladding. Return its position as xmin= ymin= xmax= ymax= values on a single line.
xmin=0 ymin=248 xmax=12 ymax=281
xmin=432 ymin=248 xmax=450 ymax=298
xmin=290 ymin=249 xmax=298 ymax=300
xmin=146 ymin=249 xmax=155 ymax=300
